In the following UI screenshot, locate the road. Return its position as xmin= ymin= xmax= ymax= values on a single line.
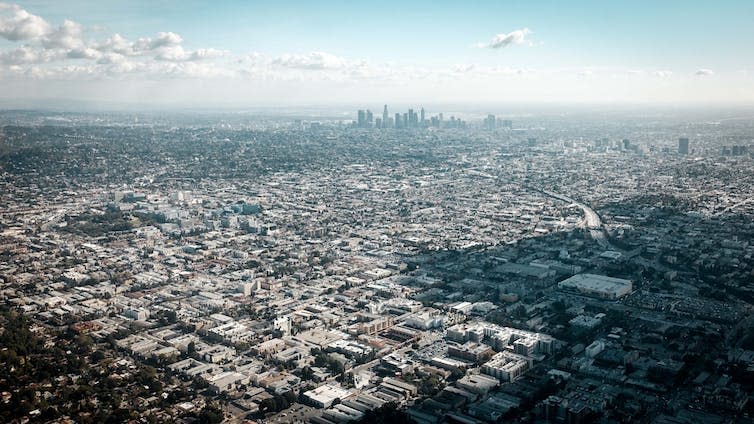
xmin=467 ymin=169 xmax=610 ymax=248
xmin=536 ymin=188 xmax=609 ymax=248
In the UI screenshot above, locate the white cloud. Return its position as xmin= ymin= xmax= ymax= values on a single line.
xmin=272 ymin=51 xmax=347 ymax=70
xmin=155 ymin=45 xmax=228 ymax=62
xmin=42 ymin=19 xmax=83 ymax=49
xmin=96 ymin=52 xmax=125 ymax=64
xmin=695 ymin=68 xmax=714 ymax=76
xmin=95 ymin=33 xmax=135 ymax=55
xmin=0 ymin=2 xmax=52 ymax=41
xmin=67 ymin=47 xmax=101 ymax=60
xmin=478 ymin=28 xmax=531 ymax=49
xmin=0 ymin=46 xmax=40 ymax=64
xmin=0 ymin=45 xmax=61 ymax=65
xmin=131 ymin=31 xmax=183 ymax=52
xmin=653 ymin=70 xmax=673 ymax=78
xmin=452 ymin=64 xmax=476 ymax=73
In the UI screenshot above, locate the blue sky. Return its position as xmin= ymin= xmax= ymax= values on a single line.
xmin=1 ymin=1 xmax=753 ymax=106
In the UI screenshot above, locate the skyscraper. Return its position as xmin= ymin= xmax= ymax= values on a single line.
xmin=484 ymin=114 xmax=496 ymax=130
xmin=420 ymin=107 xmax=425 ymax=124
xmin=357 ymin=110 xmax=366 ymax=128
xmin=366 ymin=110 xmax=373 ymax=127
xmin=383 ymin=105 xmax=389 ymax=128
xmin=678 ymin=137 xmax=689 ymax=155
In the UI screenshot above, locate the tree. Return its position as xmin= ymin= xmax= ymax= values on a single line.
xmin=301 ymin=366 xmax=314 ymax=380
xmin=197 ymin=402 xmax=224 ymax=424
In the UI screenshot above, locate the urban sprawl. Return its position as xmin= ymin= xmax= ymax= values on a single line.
xmin=1 ymin=107 xmax=753 ymax=424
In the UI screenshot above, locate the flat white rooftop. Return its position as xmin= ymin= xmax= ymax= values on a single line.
xmin=558 ymin=273 xmax=632 ymax=298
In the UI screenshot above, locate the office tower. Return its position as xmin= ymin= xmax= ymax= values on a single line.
xmin=375 ymin=118 xmax=382 ymax=129
xmin=484 ymin=114 xmax=496 ymax=130
xmin=420 ymin=107 xmax=425 ymax=124
xmin=623 ymin=139 xmax=630 ymax=150
xmin=678 ymin=137 xmax=689 ymax=155
xmin=502 ymin=119 xmax=513 ymax=129
xmin=403 ymin=112 xmax=408 ymax=128
xmin=366 ymin=110 xmax=373 ymax=127
xmin=357 ymin=110 xmax=366 ymax=128
xmin=383 ymin=105 xmax=389 ymax=127
xmin=395 ymin=113 xmax=402 ymax=129
xmin=408 ymin=109 xmax=415 ymax=128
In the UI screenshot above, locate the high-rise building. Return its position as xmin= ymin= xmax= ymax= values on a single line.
xmin=383 ymin=105 xmax=389 ymax=128
xmin=623 ymin=139 xmax=630 ymax=150
xmin=484 ymin=114 xmax=496 ymax=130
xmin=395 ymin=113 xmax=402 ymax=129
xmin=366 ymin=110 xmax=373 ymax=127
xmin=375 ymin=117 xmax=382 ymax=129
xmin=357 ymin=110 xmax=366 ymax=128
xmin=420 ymin=107 xmax=425 ymax=124
xmin=678 ymin=137 xmax=689 ymax=155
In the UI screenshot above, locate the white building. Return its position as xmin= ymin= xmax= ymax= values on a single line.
xmin=481 ymin=351 xmax=532 ymax=381
xmin=558 ymin=273 xmax=632 ymax=299
xmin=304 ymin=384 xmax=352 ymax=408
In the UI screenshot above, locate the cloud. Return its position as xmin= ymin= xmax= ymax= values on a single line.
xmin=66 ymin=47 xmax=101 ymax=60
xmin=131 ymin=31 xmax=183 ymax=52
xmin=0 ymin=45 xmax=62 ymax=65
xmin=155 ymin=46 xmax=228 ymax=62
xmin=695 ymin=68 xmax=714 ymax=76
xmin=42 ymin=19 xmax=83 ymax=49
xmin=0 ymin=46 xmax=42 ymax=64
xmin=0 ymin=2 xmax=52 ymax=41
xmin=96 ymin=32 xmax=187 ymax=56
xmin=272 ymin=51 xmax=347 ymax=70
xmin=95 ymin=33 xmax=135 ymax=55
xmin=0 ymin=2 xmax=230 ymax=80
xmin=626 ymin=69 xmax=673 ymax=78
xmin=478 ymin=28 xmax=531 ymax=49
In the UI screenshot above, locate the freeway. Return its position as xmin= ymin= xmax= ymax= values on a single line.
xmin=466 ymin=168 xmax=611 ymax=248
xmin=537 ymin=188 xmax=610 ymax=249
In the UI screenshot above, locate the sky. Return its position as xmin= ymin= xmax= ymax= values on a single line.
xmin=0 ymin=0 xmax=753 ymax=108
